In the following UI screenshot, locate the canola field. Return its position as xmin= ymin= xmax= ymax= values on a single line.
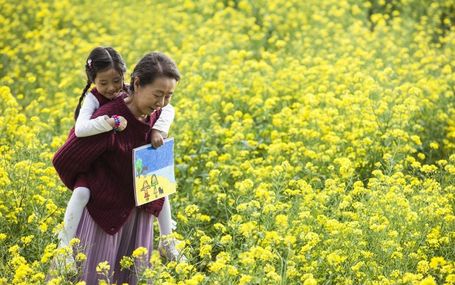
xmin=0 ymin=0 xmax=454 ymax=284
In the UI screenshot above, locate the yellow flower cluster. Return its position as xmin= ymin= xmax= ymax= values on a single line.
xmin=1 ymin=0 xmax=454 ymax=284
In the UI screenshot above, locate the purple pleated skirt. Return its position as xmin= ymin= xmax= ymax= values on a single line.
xmin=75 ymin=207 xmax=154 ymax=284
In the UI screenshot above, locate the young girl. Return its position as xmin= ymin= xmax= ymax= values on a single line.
xmin=57 ymin=47 xmax=184 ymax=263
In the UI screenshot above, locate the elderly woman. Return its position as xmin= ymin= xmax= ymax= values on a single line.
xmin=53 ymin=52 xmax=180 ymax=284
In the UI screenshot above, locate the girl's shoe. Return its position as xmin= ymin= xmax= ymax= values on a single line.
xmin=45 ymin=253 xmax=78 ymax=282
xmin=158 ymin=237 xmax=188 ymax=262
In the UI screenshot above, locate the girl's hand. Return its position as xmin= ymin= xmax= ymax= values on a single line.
xmin=107 ymin=115 xmax=128 ymax=132
xmin=116 ymin=116 xmax=128 ymax=131
xmin=150 ymin=129 xmax=164 ymax=148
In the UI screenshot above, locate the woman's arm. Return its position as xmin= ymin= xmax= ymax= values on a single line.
xmin=152 ymin=104 xmax=175 ymax=136
xmin=52 ymin=130 xmax=114 ymax=189
xmin=75 ymin=92 xmax=114 ymax=137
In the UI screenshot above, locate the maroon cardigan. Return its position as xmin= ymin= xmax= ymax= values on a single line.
xmin=53 ymin=94 xmax=164 ymax=234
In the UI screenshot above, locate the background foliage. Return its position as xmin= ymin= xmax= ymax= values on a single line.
xmin=0 ymin=0 xmax=454 ymax=284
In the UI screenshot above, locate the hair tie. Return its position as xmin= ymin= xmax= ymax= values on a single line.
xmin=87 ymin=59 xmax=92 ymax=69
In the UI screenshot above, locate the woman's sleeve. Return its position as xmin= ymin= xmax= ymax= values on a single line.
xmin=152 ymin=104 xmax=175 ymax=134
xmin=75 ymin=92 xmax=113 ymax=137
xmin=52 ymin=130 xmax=114 ymax=190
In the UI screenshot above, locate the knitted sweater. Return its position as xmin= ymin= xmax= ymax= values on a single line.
xmin=53 ymin=95 xmax=164 ymax=234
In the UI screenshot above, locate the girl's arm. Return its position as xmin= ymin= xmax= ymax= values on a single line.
xmin=74 ymin=92 xmax=114 ymax=137
xmin=152 ymin=104 xmax=175 ymax=136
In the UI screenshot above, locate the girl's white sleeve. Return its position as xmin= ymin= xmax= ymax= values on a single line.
xmin=74 ymin=92 xmax=113 ymax=137
xmin=153 ymin=104 xmax=175 ymax=134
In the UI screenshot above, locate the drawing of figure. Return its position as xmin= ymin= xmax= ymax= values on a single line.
xmin=141 ymin=179 xmax=151 ymax=201
xmin=150 ymin=174 xmax=160 ymax=197
xmin=143 ymin=189 xmax=150 ymax=200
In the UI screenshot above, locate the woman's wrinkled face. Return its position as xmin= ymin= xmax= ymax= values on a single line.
xmin=93 ymin=68 xmax=123 ymax=100
xmin=134 ymin=77 xmax=176 ymax=116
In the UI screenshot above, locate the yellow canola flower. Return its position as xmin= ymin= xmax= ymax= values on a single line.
xmin=132 ymin=247 xmax=148 ymax=258
xmin=96 ymin=261 xmax=110 ymax=273
xmin=419 ymin=276 xmax=437 ymax=285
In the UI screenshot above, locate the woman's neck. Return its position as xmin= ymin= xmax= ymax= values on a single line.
xmin=124 ymin=96 xmax=146 ymax=120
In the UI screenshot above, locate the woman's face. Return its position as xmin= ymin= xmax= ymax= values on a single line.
xmin=94 ymin=68 xmax=123 ymax=100
xmin=134 ymin=76 xmax=176 ymax=116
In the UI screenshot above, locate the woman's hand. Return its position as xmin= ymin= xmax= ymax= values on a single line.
xmin=150 ymin=129 xmax=164 ymax=148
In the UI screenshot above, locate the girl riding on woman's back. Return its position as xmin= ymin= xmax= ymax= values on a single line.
xmin=57 ymin=47 xmax=184 ymax=265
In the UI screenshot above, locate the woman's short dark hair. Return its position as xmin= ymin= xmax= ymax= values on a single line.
xmin=130 ymin=52 xmax=180 ymax=93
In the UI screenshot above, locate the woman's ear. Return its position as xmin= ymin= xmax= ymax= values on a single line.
xmin=133 ymin=77 xmax=140 ymax=91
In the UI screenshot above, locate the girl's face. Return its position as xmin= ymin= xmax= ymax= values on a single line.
xmin=134 ymin=76 xmax=176 ymax=116
xmin=93 ymin=68 xmax=123 ymax=100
